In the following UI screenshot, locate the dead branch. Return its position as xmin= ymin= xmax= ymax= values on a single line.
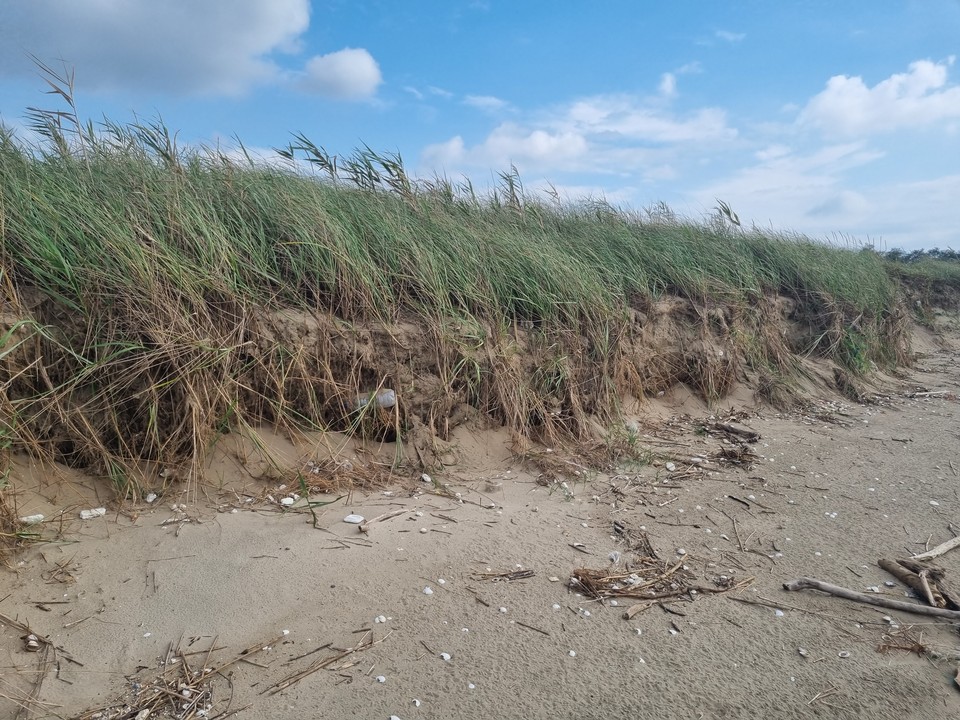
xmin=783 ymin=577 xmax=960 ymax=619
xmin=910 ymin=535 xmax=960 ymax=561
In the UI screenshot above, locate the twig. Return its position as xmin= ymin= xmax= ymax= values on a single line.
xmin=911 ymin=535 xmax=960 ymax=561
xmin=514 ymin=621 xmax=550 ymax=636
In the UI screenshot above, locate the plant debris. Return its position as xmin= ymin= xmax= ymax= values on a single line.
xmin=470 ymin=569 xmax=535 ymax=582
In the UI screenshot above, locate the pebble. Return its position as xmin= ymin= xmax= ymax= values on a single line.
xmin=552 ymin=604 xmax=561 ymax=610
xmin=930 ymin=500 xmax=940 ymax=506
xmin=774 ymin=609 xmax=784 ymax=617
xmin=280 ymin=497 xmax=295 ymax=506
xmin=420 ymin=528 xmax=428 ymax=534
xmin=343 ymin=514 xmax=364 ymax=524
xmin=423 ymin=587 xmax=434 ymax=595
xmin=145 ymin=493 xmax=157 ymax=503
xmin=375 ymin=615 xmax=387 ymax=624
xmin=413 ymin=699 xmax=421 ymax=707
xmin=376 ymin=675 xmax=387 ymax=683
xmin=438 ymin=578 xmax=446 ymax=585
xmin=568 ymin=650 xmax=577 ymax=657
xmin=665 ymin=462 xmax=676 ymax=472
xmin=18 ymin=514 xmax=44 ymax=525
xmin=468 ymin=683 xmax=476 ymax=689
xmin=421 ymin=473 xmax=432 ymax=483
xmin=838 ymin=651 xmax=851 ymax=659
xmin=499 ymin=607 xmax=507 ymax=613
xmin=79 ymin=508 xmax=107 ymax=520
xmin=440 ymin=652 xmax=452 ymax=662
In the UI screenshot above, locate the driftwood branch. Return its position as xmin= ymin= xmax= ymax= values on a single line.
xmin=911 ymin=535 xmax=960 ymax=561
xmin=878 ymin=559 xmax=945 ymax=608
xmin=783 ymin=577 xmax=960 ymax=619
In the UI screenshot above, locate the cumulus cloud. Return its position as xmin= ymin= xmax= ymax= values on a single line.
xmin=299 ymin=48 xmax=382 ymax=99
xmin=799 ymin=58 xmax=960 ymax=136
xmin=562 ymin=94 xmax=735 ymax=143
xmin=0 ymin=0 xmax=312 ymax=96
xmin=422 ymin=123 xmax=588 ymax=171
xmin=421 ymin=88 xmax=736 ymax=178
xmin=0 ymin=0 xmax=384 ymax=100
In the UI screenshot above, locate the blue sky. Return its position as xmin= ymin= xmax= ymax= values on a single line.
xmin=1 ymin=1 xmax=959 ymax=251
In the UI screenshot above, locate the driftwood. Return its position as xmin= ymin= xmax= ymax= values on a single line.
xmin=878 ymin=559 xmax=945 ymax=608
xmin=910 ymin=535 xmax=960 ymax=561
xmin=896 ymin=559 xmax=960 ymax=610
xmin=783 ymin=577 xmax=960 ymax=620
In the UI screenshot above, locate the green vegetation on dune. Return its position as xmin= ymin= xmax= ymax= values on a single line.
xmin=0 ymin=81 xmax=957 ymax=493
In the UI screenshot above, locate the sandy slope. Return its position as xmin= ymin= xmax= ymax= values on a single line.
xmin=2 ymin=324 xmax=960 ymax=720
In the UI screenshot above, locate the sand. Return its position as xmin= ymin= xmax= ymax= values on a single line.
xmin=2 ymin=322 xmax=960 ymax=720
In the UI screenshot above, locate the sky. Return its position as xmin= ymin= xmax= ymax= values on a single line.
xmin=1 ymin=0 xmax=959 ymax=251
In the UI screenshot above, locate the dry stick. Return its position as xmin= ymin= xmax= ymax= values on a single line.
xmin=514 ymin=621 xmax=551 ymax=636
xmin=877 ymin=559 xmax=945 ymax=608
xmin=358 ymin=508 xmax=409 ymax=534
xmin=783 ymin=577 xmax=960 ymax=619
xmin=910 ymin=535 xmax=960 ymax=561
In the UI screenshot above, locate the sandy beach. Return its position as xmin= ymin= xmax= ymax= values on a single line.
xmin=2 ymin=321 xmax=960 ymax=720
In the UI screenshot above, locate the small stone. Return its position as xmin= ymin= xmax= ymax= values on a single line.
xmin=343 ymin=514 xmax=364 ymax=524
xmin=423 ymin=587 xmax=434 ymax=595
xmin=439 ymin=652 xmax=452 ymax=662
xmin=665 ymin=462 xmax=676 ymax=472
xmin=145 ymin=493 xmax=157 ymax=503
xmin=568 ymin=650 xmax=577 ymax=657
xmin=499 ymin=606 xmax=507 ymax=613
xmin=376 ymin=675 xmax=387 ymax=683
xmin=79 ymin=507 xmax=107 ymax=520
xmin=420 ymin=528 xmax=428 ymax=534
xmin=774 ymin=609 xmax=784 ymax=617
xmin=18 ymin=514 xmax=44 ymax=526
xmin=838 ymin=651 xmax=851 ymax=659
xmin=280 ymin=497 xmax=295 ymax=506
xmin=421 ymin=473 xmax=433 ymax=483
xmin=552 ymin=604 xmax=561 ymax=610
xmin=413 ymin=699 xmax=421 ymax=707
xmin=930 ymin=500 xmax=940 ymax=506
xmin=468 ymin=683 xmax=476 ymax=689
xmin=548 ymin=576 xmax=560 ymax=582
xmin=438 ymin=578 xmax=446 ymax=584
xmin=676 ymin=548 xmax=687 ymax=556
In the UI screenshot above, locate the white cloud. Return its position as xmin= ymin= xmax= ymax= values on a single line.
xmin=464 ymin=95 xmax=509 ymax=112
xmin=0 ymin=0 xmax=312 ymax=96
xmin=799 ymin=58 xmax=960 ymax=136
xmin=715 ymin=30 xmax=746 ymax=43
xmin=427 ymin=86 xmax=454 ymax=98
xmin=299 ymin=48 xmax=382 ymax=100
xmin=422 ymin=122 xmax=588 ymax=172
xmin=403 ymin=86 xmax=425 ymax=100
xmin=675 ymin=61 xmax=703 ymax=75
xmin=659 ymin=73 xmax=677 ymax=98
xmin=561 ymin=95 xmax=735 ymax=143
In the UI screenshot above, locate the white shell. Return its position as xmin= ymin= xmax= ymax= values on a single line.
xmin=79 ymin=507 xmax=107 ymax=520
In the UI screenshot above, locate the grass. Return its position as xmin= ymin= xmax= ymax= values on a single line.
xmin=1 ymin=66 xmax=958 ymax=494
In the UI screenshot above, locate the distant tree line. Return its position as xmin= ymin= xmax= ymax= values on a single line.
xmin=884 ymin=248 xmax=960 ymax=264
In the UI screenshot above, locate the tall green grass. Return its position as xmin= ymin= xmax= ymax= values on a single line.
xmin=0 ymin=74 xmax=955 ymax=489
